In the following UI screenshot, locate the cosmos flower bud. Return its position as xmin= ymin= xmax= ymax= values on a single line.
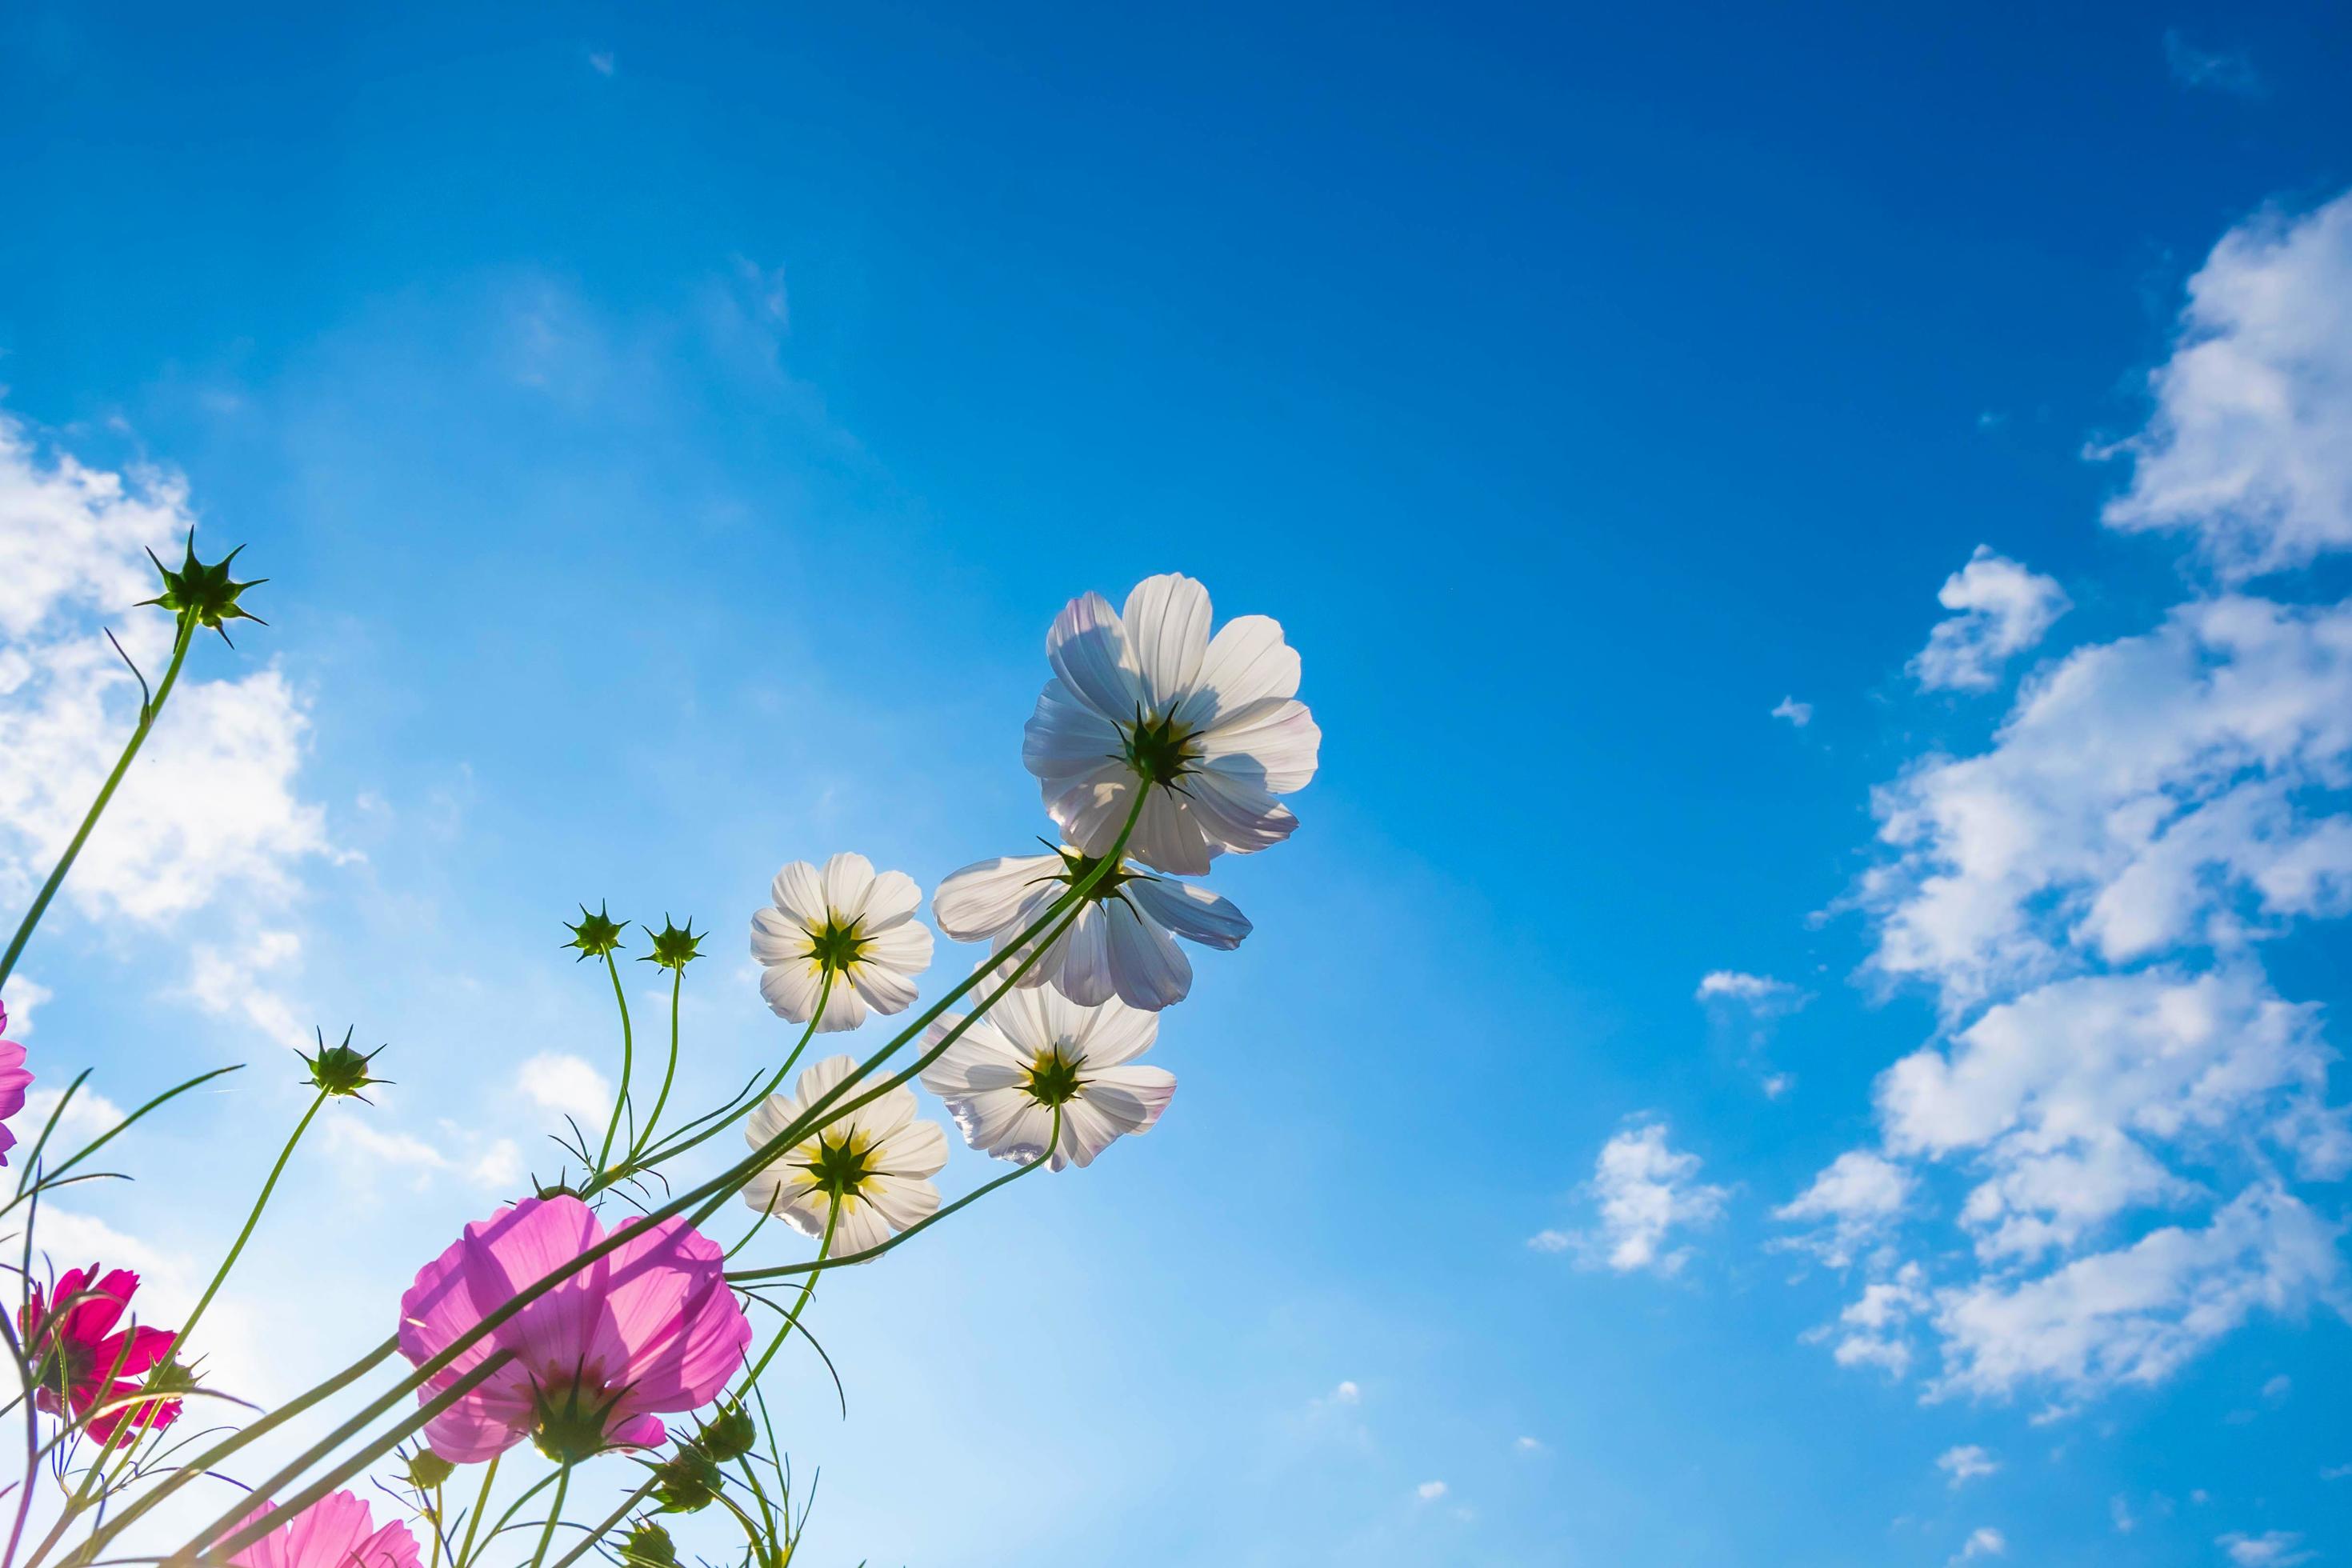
xmin=619 ymin=1522 xmax=677 ymax=1568
xmin=691 ymin=1404 xmax=757 ymax=1463
xmin=138 ymin=531 xmax=267 ymax=644
xmin=649 ymin=1448 xmax=724 ymax=1514
xmin=299 ymin=1027 xmax=388 ymax=1100
xmin=400 ymin=1448 xmax=456 ymax=1491
xmin=563 ymin=904 xmax=628 ymax=962
xmin=639 ymin=916 xmax=704 ymax=972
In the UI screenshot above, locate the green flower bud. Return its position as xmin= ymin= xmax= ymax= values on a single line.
xmin=649 ymin=1448 xmax=724 ymax=1514
xmin=694 ymin=1403 xmax=758 ymax=1463
xmin=138 ymin=531 xmax=266 ymax=644
xmin=638 ymin=916 xmax=704 ymax=973
xmin=563 ymin=903 xmax=628 ymax=962
xmin=619 ymin=1522 xmax=677 ymax=1568
xmin=401 ymin=1449 xmax=457 ymax=1490
xmin=299 ymin=1026 xmax=389 ymax=1100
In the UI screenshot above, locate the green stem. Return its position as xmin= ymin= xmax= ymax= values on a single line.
xmin=173 ymin=1090 xmax=326 ymax=1358
xmin=623 ymin=970 xmax=684 ymax=1162
xmin=454 ymin=1451 xmax=501 ymax=1568
xmin=542 ymin=1478 xmax=656 ymax=1568
xmin=606 ymin=970 xmax=832 ymax=1189
xmin=593 ymin=952 xmax=635 ymax=1177
xmin=0 ymin=619 xmax=194 ymax=993
xmin=466 ymin=1467 xmax=564 ymax=1566
xmin=734 ymin=1199 xmax=836 ymax=1395
xmin=726 ymin=1194 xmax=780 ymax=1261
xmin=524 ymin=1465 xmax=570 ymax=1568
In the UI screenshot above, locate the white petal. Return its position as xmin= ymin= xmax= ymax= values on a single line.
xmin=750 ymin=906 xmax=814 ymax=965
xmin=863 ymin=919 xmax=934 ymax=980
xmin=1126 ymin=787 xmax=1215 ymax=876
xmin=1045 ymin=591 xmax=1143 ymax=719
xmin=814 ymin=978 xmax=867 ymax=1033
xmin=847 ymin=1078 xmax=919 ymax=1142
xmin=758 ymin=958 xmax=826 ymax=1023
xmin=744 ymin=1092 xmax=802 ymax=1152
xmin=875 ymin=1117 xmax=950 ymax=1181
xmin=1182 ymin=769 xmax=1298 ymax=858
xmin=933 ymin=854 xmax=1065 ymax=942
xmin=848 ymin=960 xmax=921 ymax=1018
xmin=821 ymin=852 xmax=878 ymax=922
xmin=1126 ymin=876 xmax=1251 ymax=950
xmin=1064 ymin=994 xmax=1158 ymax=1067
xmin=1046 ymin=902 xmax=1115 ymax=1006
xmin=1195 ymin=696 xmax=1321 ymax=794
xmin=770 ymin=861 xmax=829 ymax=928
xmin=1182 ymin=613 xmax=1300 ymax=727
xmin=828 ymin=1195 xmax=895 ymax=1256
xmin=792 ymin=1054 xmax=864 ymax=1107
xmin=1022 ymin=679 xmax=1126 ymax=784
xmin=1042 ymin=761 xmax=1145 ymax=859
xmin=1122 ymin=574 xmax=1212 ymax=713
xmin=858 ymin=1174 xmax=941 ymax=1238
xmin=1063 ymin=1065 xmax=1176 ymax=1166
xmin=861 ymin=870 xmax=924 ymax=930
xmin=918 ymin=1015 xmax=1026 ymax=1095
xmin=986 ymin=983 xmax=1062 ymax=1054
xmin=1102 ymin=896 xmax=1193 ymax=1010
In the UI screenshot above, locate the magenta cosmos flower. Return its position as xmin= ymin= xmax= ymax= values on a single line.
xmin=398 ymin=1195 xmax=751 ymax=1464
xmin=228 ymin=1491 xmax=421 ymax=1568
xmin=0 ymin=999 xmax=32 ymax=1167
xmin=18 ymin=1266 xmax=182 ymax=1442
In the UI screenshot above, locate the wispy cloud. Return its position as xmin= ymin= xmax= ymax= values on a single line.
xmin=2162 ymin=30 xmax=2262 ymax=97
xmin=1539 ymin=1120 xmax=1726 ymax=1276
xmin=1937 ymin=1445 xmax=1998 ymax=1487
xmin=1770 ymin=695 xmax=1812 ymax=727
xmin=1907 ymin=546 xmax=2068 ymax=693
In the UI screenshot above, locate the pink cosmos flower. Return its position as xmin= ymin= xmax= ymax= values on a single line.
xmin=398 ymin=1195 xmax=751 ymax=1464
xmin=227 ymin=1491 xmax=421 ymax=1568
xmin=0 ymin=1000 xmax=32 ymax=1168
xmin=18 ymin=1266 xmax=182 ymax=1442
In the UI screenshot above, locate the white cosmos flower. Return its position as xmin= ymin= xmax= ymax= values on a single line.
xmin=921 ymin=986 xmax=1174 ymax=1170
xmin=1022 ymin=573 xmax=1320 ymax=876
xmin=932 ymin=846 xmax=1250 ymax=1010
xmin=750 ymin=852 xmax=934 ymax=1033
xmin=740 ymin=1054 xmax=950 ymax=1255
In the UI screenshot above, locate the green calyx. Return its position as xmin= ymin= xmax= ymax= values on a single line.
xmin=139 ymin=532 xmax=267 ymax=645
xmin=1024 ymin=1045 xmax=1087 ymax=1107
xmin=1052 ymin=848 xmax=1136 ymax=904
xmin=299 ymin=1026 xmax=388 ymax=1100
xmin=1120 ymin=707 xmax=1197 ymax=786
xmin=564 ymin=902 xmax=628 ymax=962
xmin=799 ymin=1131 xmax=877 ymax=1197
xmin=650 ymin=1448 xmax=725 ymax=1513
xmin=805 ymin=917 xmax=868 ymax=975
xmin=400 ymin=1447 xmax=456 ymax=1491
xmin=529 ymin=1373 xmax=624 ymax=1465
xmin=691 ymin=1403 xmax=758 ymax=1462
xmin=639 ymin=915 xmax=705 ymax=972
xmin=620 ymin=1522 xmax=678 ymax=1567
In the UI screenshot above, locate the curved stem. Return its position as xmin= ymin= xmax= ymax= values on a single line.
xmin=542 ymin=1478 xmax=655 ymax=1568
xmin=734 ymin=1199 xmax=836 ymax=1396
xmin=623 ymin=970 xmax=684 ymax=1162
xmin=174 ymin=1090 xmax=326 ymax=1359
xmin=453 ymin=1452 xmax=500 ymax=1568
xmin=609 ymin=971 xmax=832 ymax=1187
xmin=0 ymin=620 xmax=194 ymax=992
xmin=592 ymin=953 xmax=635 ymax=1178
xmin=523 ymin=1466 xmax=570 ymax=1568
xmin=467 ymin=1467 xmax=562 ymax=1568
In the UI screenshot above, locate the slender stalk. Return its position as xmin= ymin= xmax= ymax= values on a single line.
xmin=734 ymin=1200 xmax=836 ymax=1395
xmin=542 ymin=1478 xmax=657 ymax=1568
xmin=0 ymin=621 xmax=194 ymax=992
xmin=726 ymin=1194 xmax=780 ymax=1261
xmin=606 ymin=971 xmax=833 ymax=1189
xmin=522 ymin=1468 xmax=570 ymax=1568
xmin=623 ymin=970 xmax=684 ymax=1161
xmin=453 ymin=1452 xmax=501 ymax=1568
xmin=10 ymin=1068 xmax=243 ymax=1216
xmin=592 ymin=953 xmax=635 ymax=1178
xmin=173 ymin=1090 xmax=326 ymax=1358
xmin=463 ymin=1469 xmax=562 ymax=1567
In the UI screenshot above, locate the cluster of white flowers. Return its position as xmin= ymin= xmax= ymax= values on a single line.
xmin=742 ymin=573 xmax=1317 ymax=1239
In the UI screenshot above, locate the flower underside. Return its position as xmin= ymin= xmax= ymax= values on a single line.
xmin=530 ymin=1363 xmax=626 ymax=1464
xmin=798 ymin=1131 xmax=878 ymax=1196
xmin=1024 ymin=1045 xmax=1087 ymax=1106
xmin=806 ymin=918 xmax=868 ymax=974
xmin=1119 ymin=708 xmax=1198 ymax=787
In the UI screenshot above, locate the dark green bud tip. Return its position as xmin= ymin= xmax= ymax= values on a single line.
xmin=650 ymin=1449 xmax=724 ymax=1514
xmin=639 ymin=915 xmax=705 ymax=972
xmin=402 ymin=1449 xmax=457 ymax=1490
xmin=563 ymin=902 xmax=628 ymax=962
xmin=139 ymin=530 xmax=267 ymax=644
xmin=299 ymin=1026 xmax=389 ymax=1099
xmin=692 ymin=1403 xmax=758 ymax=1462
xmin=619 ymin=1522 xmax=676 ymax=1568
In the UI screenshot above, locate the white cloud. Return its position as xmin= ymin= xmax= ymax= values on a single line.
xmin=2260 ymin=1373 xmax=2290 ymax=1401
xmin=2111 ymin=1495 xmax=2136 ymax=1534
xmin=1414 ymin=1482 xmax=1447 ymax=1502
xmin=2218 ymin=1531 xmax=2314 ymax=1567
xmin=1938 ymin=1445 xmax=1999 ymax=1487
xmin=321 ymin=1113 xmax=522 ymax=1194
xmin=1695 ymin=970 xmax=1806 ymax=1008
xmin=2 ymin=974 xmax=50 ymax=1034
xmin=1929 ymin=1185 xmax=2342 ymax=1400
xmin=1525 ymin=1228 xmax=1570 ymax=1253
xmin=1909 ymin=548 xmax=2070 ymax=693
xmin=2162 ymin=30 xmax=2262 ymax=97
xmin=1698 ymin=971 xmax=1811 ymax=1095
xmin=1953 ymin=1527 xmax=2006 ymax=1562
xmin=586 ymin=49 xmax=616 ymax=76
xmin=1561 ymin=1121 xmax=1727 ymax=1276
xmin=1814 ymin=1262 xmax=1929 ymax=1376
xmin=1514 ymin=1435 xmax=1542 ymax=1452
xmin=515 ymin=1050 xmax=612 ymax=1126
xmin=1328 ymin=1380 xmax=1360 ymax=1405
xmin=20 ymin=1082 xmax=125 ymax=1150
xmin=2102 ymin=192 xmax=2351 ymax=577
xmin=1771 ymin=696 xmax=1813 ymax=727
xmin=0 ymin=414 xmax=329 ymax=930
xmin=1774 ymin=1151 xmax=1914 ymax=1269
xmin=184 ymin=930 xmax=314 ymax=1052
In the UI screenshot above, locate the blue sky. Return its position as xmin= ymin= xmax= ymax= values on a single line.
xmin=3 ymin=3 xmax=2351 ymax=1565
